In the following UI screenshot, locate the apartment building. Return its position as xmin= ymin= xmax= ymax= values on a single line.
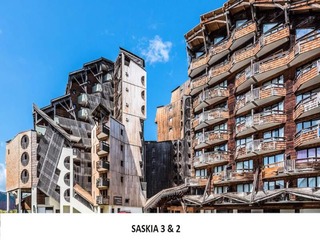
xmin=145 ymin=0 xmax=320 ymax=213
xmin=6 ymin=48 xmax=147 ymax=213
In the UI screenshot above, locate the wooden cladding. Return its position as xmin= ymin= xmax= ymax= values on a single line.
xmin=193 ymin=151 xmax=229 ymax=168
xmin=295 ymin=126 xmax=320 ymax=148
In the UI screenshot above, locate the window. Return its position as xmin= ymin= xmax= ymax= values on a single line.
xmin=296 ymin=28 xmax=314 ymax=40
xmin=121 ymin=161 xmax=124 ymax=167
xmin=236 ymin=19 xmax=247 ymax=28
xmin=213 ymin=122 xmax=227 ymax=131
xmin=214 ymin=186 xmax=228 ymax=194
xmin=263 ymin=127 xmax=284 ymax=140
xmin=236 ymin=114 xmax=250 ymax=124
xmin=296 ymin=89 xmax=319 ymax=104
xmin=296 ymin=119 xmax=319 ymax=134
xmin=297 ymin=147 xmax=320 ymax=160
xmin=213 ymin=144 xmax=228 ymax=152
xmin=213 ymin=165 xmax=226 ymax=174
xmin=141 ymin=76 xmax=145 ymax=86
xmin=121 ymin=176 xmax=124 ymax=183
xmin=236 ymin=160 xmax=253 ymax=172
xmin=264 ymin=180 xmax=284 ymax=190
xmin=236 ymin=136 xmax=252 ymax=147
xmin=263 ymin=101 xmax=284 ymax=113
xmin=120 ymin=129 xmax=123 ymax=136
xmin=21 ymin=170 xmax=29 ymax=184
xmin=21 ymin=135 xmax=29 ymax=149
xmin=263 ymin=75 xmax=284 ymax=88
xmin=213 ymin=36 xmax=224 ymax=45
xmin=263 ymin=154 xmax=284 ymax=166
xmin=236 ymin=183 xmax=252 ymax=193
xmin=21 ymin=152 xmax=29 ymax=167
xmin=195 ymin=169 xmax=207 ymax=178
xmin=262 ymin=22 xmax=279 ymax=34
xmin=120 ymin=145 xmax=123 ymax=151
xmin=297 ymin=177 xmax=320 ymax=188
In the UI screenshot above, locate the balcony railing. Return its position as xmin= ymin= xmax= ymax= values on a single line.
xmin=257 ymin=25 xmax=290 ymax=57
xmin=208 ymin=38 xmax=232 ymax=65
xmin=193 ymin=87 xmax=229 ymax=112
xmin=96 ymin=142 xmax=110 ymax=157
xmin=236 ymin=137 xmax=286 ymax=159
xmin=188 ymin=55 xmax=209 ymax=78
xmin=96 ymin=195 xmax=109 ymax=205
xmin=96 ymin=160 xmax=110 ymax=172
xmin=193 ymin=151 xmax=229 ymax=168
xmin=96 ymin=123 xmax=110 ymax=140
xmin=230 ymin=44 xmax=259 ymax=73
xmin=190 ymin=75 xmax=208 ymax=96
xmin=208 ymin=61 xmax=232 ymax=86
xmin=232 ymin=21 xmax=257 ymax=50
xmin=262 ymin=157 xmax=320 ymax=179
xmin=194 ymin=129 xmax=229 ymax=149
xmin=294 ymin=59 xmax=320 ymax=92
xmin=295 ymin=125 xmax=320 ymax=148
xmin=234 ymin=84 xmax=286 ymax=115
xmin=193 ymin=108 xmax=229 ymax=131
xmin=294 ymin=93 xmax=320 ymax=120
xmin=188 ymin=178 xmax=208 ymax=187
xmin=236 ymin=110 xmax=286 ymax=137
xmin=212 ymin=170 xmax=254 ymax=184
xmin=96 ymin=178 xmax=110 ymax=189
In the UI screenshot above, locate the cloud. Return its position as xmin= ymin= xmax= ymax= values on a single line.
xmin=0 ymin=163 xmax=6 ymax=192
xmin=141 ymin=35 xmax=172 ymax=64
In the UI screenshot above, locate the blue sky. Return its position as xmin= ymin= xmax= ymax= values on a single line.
xmin=0 ymin=0 xmax=225 ymax=191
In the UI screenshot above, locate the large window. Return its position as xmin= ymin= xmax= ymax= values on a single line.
xmin=236 ymin=183 xmax=253 ymax=193
xmin=263 ymin=101 xmax=284 ymax=113
xmin=263 ymin=154 xmax=284 ymax=166
xmin=263 ymin=127 xmax=284 ymax=140
xmin=264 ymin=180 xmax=285 ymax=190
xmin=236 ymin=114 xmax=250 ymax=124
xmin=213 ymin=122 xmax=227 ymax=131
xmin=195 ymin=169 xmax=207 ymax=178
xmin=213 ymin=165 xmax=226 ymax=174
xmin=296 ymin=89 xmax=319 ymax=104
xmin=297 ymin=177 xmax=320 ymax=188
xmin=214 ymin=36 xmax=225 ymax=45
xmin=236 ymin=136 xmax=252 ymax=147
xmin=236 ymin=160 xmax=253 ymax=172
xmin=212 ymin=144 xmax=228 ymax=152
xmin=296 ymin=28 xmax=314 ymax=40
xmin=296 ymin=119 xmax=319 ymax=133
xmin=262 ymin=22 xmax=279 ymax=34
xmin=236 ymin=19 xmax=247 ymax=28
xmin=297 ymin=147 xmax=320 ymax=160
xmin=215 ymin=186 xmax=228 ymax=194
xmin=263 ymin=75 xmax=284 ymax=87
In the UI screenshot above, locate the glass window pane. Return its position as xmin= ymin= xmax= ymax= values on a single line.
xmin=263 ymin=23 xmax=278 ymax=33
xmin=297 ymin=149 xmax=307 ymax=160
xmin=236 ymin=162 xmax=242 ymax=171
xmin=214 ymin=36 xmax=224 ymax=45
xmin=244 ymin=184 xmax=249 ymax=192
xmin=237 ymin=185 xmax=243 ymax=193
xmin=298 ymin=178 xmax=307 ymax=188
xmin=243 ymin=161 xmax=249 ymax=170
xmin=269 ymin=156 xmax=275 ymax=164
xmin=275 ymin=154 xmax=284 ymax=163
xmin=269 ymin=181 xmax=275 ymax=190
xmin=296 ymin=28 xmax=313 ymax=39
xmin=308 ymin=177 xmax=316 ymax=188
xmin=317 ymin=148 xmax=320 ymax=157
xmin=264 ymin=157 xmax=269 ymax=166
xmin=236 ymin=19 xmax=247 ymax=28
xmin=249 ymin=160 xmax=253 ymax=170
xmin=304 ymin=121 xmax=311 ymax=129
xmin=317 ymin=177 xmax=320 ymax=187
xmin=264 ymin=131 xmax=271 ymax=139
xmin=276 ymin=180 xmax=284 ymax=189
xmin=308 ymin=148 xmax=316 ymax=158
xmin=264 ymin=182 xmax=269 ymax=190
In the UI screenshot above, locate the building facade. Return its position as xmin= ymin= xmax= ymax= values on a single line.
xmin=145 ymin=0 xmax=320 ymax=213
xmin=6 ymin=48 xmax=147 ymax=213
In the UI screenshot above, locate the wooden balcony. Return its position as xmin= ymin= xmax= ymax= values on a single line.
xmin=257 ymin=25 xmax=290 ymax=58
xmin=208 ymin=61 xmax=232 ymax=86
xmin=293 ymin=59 xmax=320 ymax=93
xmin=188 ymin=178 xmax=208 ymax=187
xmin=290 ymin=31 xmax=320 ymax=67
xmin=208 ymin=38 xmax=232 ymax=65
xmin=294 ymin=93 xmax=320 ymax=120
xmin=188 ymin=55 xmax=209 ymax=78
xmin=262 ymin=158 xmax=320 ymax=179
xmin=190 ymin=75 xmax=208 ymax=96
xmin=236 ymin=110 xmax=286 ymax=137
xmin=235 ymin=85 xmax=286 ymax=115
xmin=193 ymin=151 xmax=229 ymax=168
xmin=212 ymin=170 xmax=254 ymax=184
xmin=96 ymin=160 xmax=110 ymax=172
xmin=230 ymin=44 xmax=259 ymax=73
xmin=96 ymin=142 xmax=110 ymax=157
xmin=231 ymin=21 xmax=257 ymax=51
xmin=193 ymin=87 xmax=229 ymax=112
xmin=236 ymin=138 xmax=286 ymax=160
xmin=96 ymin=178 xmax=110 ymax=190
xmin=194 ymin=129 xmax=229 ymax=150
xmin=295 ymin=125 xmax=320 ymax=148
xmin=253 ymin=51 xmax=293 ymax=82
xmin=96 ymin=195 xmax=109 ymax=205
xmin=96 ymin=123 xmax=110 ymax=140
xmin=193 ymin=108 xmax=229 ymax=131
xmin=234 ymin=67 xmax=255 ymax=93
